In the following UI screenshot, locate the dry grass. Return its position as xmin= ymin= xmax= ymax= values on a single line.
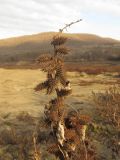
xmin=0 ymin=68 xmax=119 ymax=159
xmin=0 ymin=121 xmax=41 ymax=160
xmin=92 ymin=85 xmax=120 ymax=159
xmin=16 ymin=111 xmax=34 ymax=123
xmin=66 ymin=63 xmax=120 ymax=75
xmin=92 ymin=85 xmax=120 ymax=127
xmin=1 ymin=62 xmax=120 ymax=75
xmin=79 ymin=79 xmax=120 ymax=86
xmin=0 ymin=128 xmax=32 ymax=158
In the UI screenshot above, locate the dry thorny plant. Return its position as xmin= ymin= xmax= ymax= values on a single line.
xmin=0 ymin=126 xmax=41 ymax=160
xmin=92 ymin=85 xmax=120 ymax=159
xmin=34 ymin=20 xmax=97 ymax=160
xmin=92 ymin=85 xmax=120 ymax=128
xmin=0 ymin=20 xmax=97 ymax=160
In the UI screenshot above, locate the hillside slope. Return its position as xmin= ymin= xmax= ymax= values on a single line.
xmin=0 ymin=32 xmax=120 ymax=64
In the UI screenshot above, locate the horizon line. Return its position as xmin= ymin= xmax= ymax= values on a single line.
xmin=0 ymin=31 xmax=120 ymax=41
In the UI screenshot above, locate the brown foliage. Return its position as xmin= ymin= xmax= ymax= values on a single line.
xmin=34 ymin=76 xmax=58 ymax=94
xmin=55 ymin=47 xmax=70 ymax=55
xmin=16 ymin=111 xmax=34 ymax=124
xmin=36 ymin=54 xmax=52 ymax=63
xmin=34 ymin=81 xmax=49 ymax=91
xmin=92 ymin=85 xmax=120 ymax=127
xmin=51 ymin=36 xmax=67 ymax=46
xmin=0 ymin=127 xmax=39 ymax=160
xmin=66 ymin=62 xmax=120 ymax=75
xmin=55 ymin=65 xmax=67 ymax=86
xmin=36 ymin=54 xmax=57 ymax=72
xmin=0 ymin=128 xmax=18 ymax=145
xmin=56 ymin=88 xmax=72 ymax=97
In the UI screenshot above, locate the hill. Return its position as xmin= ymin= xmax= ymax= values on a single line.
xmin=0 ymin=32 xmax=120 ymax=65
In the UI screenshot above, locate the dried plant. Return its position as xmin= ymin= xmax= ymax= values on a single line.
xmin=16 ymin=111 xmax=34 ymax=124
xmin=59 ymin=19 xmax=82 ymax=33
xmin=0 ymin=127 xmax=18 ymax=145
xmin=0 ymin=127 xmax=40 ymax=160
xmin=51 ymin=36 xmax=67 ymax=46
xmin=33 ymin=135 xmax=41 ymax=160
xmin=92 ymin=85 xmax=120 ymax=127
xmin=34 ymin=20 xmax=95 ymax=160
xmin=55 ymin=47 xmax=70 ymax=55
xmin=34 ymin=21 xmax=75 ymax=120
xmin=92 ymin=85 xmax=120 ymax=159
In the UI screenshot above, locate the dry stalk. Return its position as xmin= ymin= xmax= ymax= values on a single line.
xmin=33 ymin=134 xmax=41 ymax=160
xmin=59 ymin=19 xmax=82 ymax=32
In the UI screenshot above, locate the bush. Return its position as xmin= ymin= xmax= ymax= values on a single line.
xmin=92 ymin=85 xmax=120 ymax=127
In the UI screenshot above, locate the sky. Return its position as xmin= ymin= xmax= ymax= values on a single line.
xmin=0 ymin=0 xmax=120 ymax=40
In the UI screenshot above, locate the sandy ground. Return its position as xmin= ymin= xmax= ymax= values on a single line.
xmin=0 ymin=68 xmax=119 ymax=118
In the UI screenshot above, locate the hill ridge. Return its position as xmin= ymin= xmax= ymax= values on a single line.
xmin=0 ymin=32 xmax=120 ymax=64
xmin=0 ymin=32 xmax=119 ymax=46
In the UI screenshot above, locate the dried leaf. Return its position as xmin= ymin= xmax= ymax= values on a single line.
xmin=34 ymin=81 xmax=48 ymax=91
xmin=55 ymin=47 xmax=70 ymax=55
xmin=51 ymin=36 xmax=67 ymax=46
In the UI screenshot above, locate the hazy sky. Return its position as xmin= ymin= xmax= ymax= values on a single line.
xmin=0 ymin=0 xmax=120 ymax=40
